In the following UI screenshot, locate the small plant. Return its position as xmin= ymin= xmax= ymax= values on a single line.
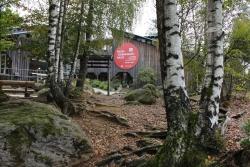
xmin=138 ymin=67 xmax=157 ymax=86
xmin=241 ymin=120 xmax=250 ymax=149
xmin=89 ymin=80 xmax=108 ymax=90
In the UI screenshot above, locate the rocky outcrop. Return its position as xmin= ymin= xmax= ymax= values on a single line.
xmin=124 ymin=84 xmax=160 ymax=105
xmin=0 ymin=100 xmax=92 ymax=167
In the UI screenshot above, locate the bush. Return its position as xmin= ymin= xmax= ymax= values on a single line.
xmin=89 ymin=79 xmax=108 ymax=90
xmin=241 ymin=120 xmax=250 ymax=149
xmin=138 ymin=67 xmax=156 ymax=86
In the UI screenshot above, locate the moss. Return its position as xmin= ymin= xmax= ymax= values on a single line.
xmin=0 ymin=102 xmax=64 ymax=137
xmin=124 ymin=86 xmax=158 ymax=105
xmin=140 ymin=112 xmax=212 ymax=167
xmin=0 ymin=100 xmax=71 ymax=159
xmin=6 ymin=127 xmax=33 ymax=165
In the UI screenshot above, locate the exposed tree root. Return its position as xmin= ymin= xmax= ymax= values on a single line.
xmin=96 ymin=144 xmax=162 ymax=167
xmin=124 ymin=130 xmax=167 ymax=139
xmin=87 ymin=109 xmax=129 ymax=127
xmin=231 ymin=111 xmax=247 ymax=119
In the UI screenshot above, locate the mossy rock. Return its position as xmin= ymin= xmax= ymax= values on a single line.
xmin=0 ymin=100 xmax=92 ymax=166
xmin=124 ymin=84 xmax=159 ymax=105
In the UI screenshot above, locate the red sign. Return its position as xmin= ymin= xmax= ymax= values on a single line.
xmin=114 ymin=42 xmax=139 ymax=70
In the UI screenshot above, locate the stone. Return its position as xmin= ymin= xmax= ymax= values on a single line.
xmin=0 ymin=100 xmax=92 ymax=166
xmin=124 ymin=84 xmax=159 ymax=105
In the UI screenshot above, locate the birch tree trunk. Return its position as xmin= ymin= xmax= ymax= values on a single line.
xmin=142 ymin=1 xmax=203 ymax=166
xmin=47 ymin=0 xmax=59 ymax=83
xmin=64 ymin=0 xmax=85 ymax=96
xmin=199 ymin=0 xmax=224 ymax=152
xmin=58 ymin=0 xmax=69 ymax=82
xmin=54 ymin=0 xmax=65 ymax=82
xmin=76 ymin=0 xmax=94 ymax=90
xmin=47 ymin=0 xmax=75 ymax=115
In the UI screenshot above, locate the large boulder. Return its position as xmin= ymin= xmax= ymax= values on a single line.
xmin=0 ymin=100 xmax=92 ymax=167
xmin=124 ymin=84 xmax=160 ymax=105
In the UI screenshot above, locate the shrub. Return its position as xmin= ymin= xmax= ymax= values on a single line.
xmin=89 ymin=80 xmax=108 ymax=90
xmin=138 ymin=67 xmax=156 ymax=86
xmin=241 ymin=120 xmax=250 ymax=149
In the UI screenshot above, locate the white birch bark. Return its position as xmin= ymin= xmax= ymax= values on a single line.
xmin=202 ymin=0 xmax=213 ymax=92
xmin=59 ymin=60 xmax=64 ymax=81
xmin=155 ymin=1 xmax=192 ymax=165
xmin=55 ymin=0 xmax=65 ymax=82
xmin=48 ymin=0 xmax=59 ymax=81
xmin=163 ymin=0 xmax=187 ymax=97
xmin=206 ymin=0 xmax=224 ymax=128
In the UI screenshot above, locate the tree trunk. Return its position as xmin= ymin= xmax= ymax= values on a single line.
xmin=57 ymin=0 xmax=68 ymax=82
xmin=47 ymin=0 xmax=75 ymax=115
xmin=76 ymin=53 xmax=88 ymax=90
xmin=64 ymin=0 xmax=85 ymax=96
xmin=141 ymin=1 xmax=206 ymax=166
xmin=54 ymin=0 xmax=65 ymax=82
xmin=76 ymin=0 xmax=94 ymax=90
xmin=156 ymin=0 xmax=165 ymax=85
xmin=198 ymin=0 xmax=224 ymax=153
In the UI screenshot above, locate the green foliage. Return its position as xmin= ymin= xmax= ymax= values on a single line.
xmin=184 ymin=57 xmax=205 ymax=94
xmin=138 ymin=67 xmax=157 ymax=86
xmin=89 ymin=80 xmax=108 ymax=90
xmin=0 ymin=8 xmax=22 ymax=51
xmin=22 ymin=24 xmax=48 ymax=59
xmin=225 ymin=16 xmax=250 ymax=93
xmin=241 ymin=120 xmax=250 ymax=149
xmin=229 ymin=16 xmax=250 ymax=63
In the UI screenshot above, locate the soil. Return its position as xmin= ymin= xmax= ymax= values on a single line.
xmin=72 ymin=93 xmax=250 ymax=167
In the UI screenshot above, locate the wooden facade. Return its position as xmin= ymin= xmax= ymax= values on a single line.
xmin=0 ymin=29 xmax=31 ymax=81
xmin=86 ymin=33 xmax=161 ymax=85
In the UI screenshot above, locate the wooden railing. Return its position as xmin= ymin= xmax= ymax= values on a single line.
xmin=0 ymin=68 xmax=47 ymax=82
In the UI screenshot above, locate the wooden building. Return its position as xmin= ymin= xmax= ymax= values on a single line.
xmin=0 ymin=28 xmax=31 ymax=80
xmin=86 ymin=32 xmax=161 ymax=86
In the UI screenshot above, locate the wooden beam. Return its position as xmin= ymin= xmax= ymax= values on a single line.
xmin=107 ymin=59 xmax=110 ymax=96
xmin=0 ymin=80 xmax=35 ymax=88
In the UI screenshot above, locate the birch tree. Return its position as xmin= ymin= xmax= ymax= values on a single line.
xmin=65 ymin=0 xmax=85 ymax=96
xmin=141 ymin=0 xmax=224 ymax=166
xmin=142 ymin=0 xmax=196 ymax=166
xmin=199 ymin=0 xmax=224 ymax=150
xmin=47 ymin=0 xmax=75 ymax=115
xmin=55 ymin=0 xmax=66 ymax=82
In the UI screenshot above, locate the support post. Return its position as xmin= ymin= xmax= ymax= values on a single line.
xmin=107 ymin=59 xmax=110 ymax=96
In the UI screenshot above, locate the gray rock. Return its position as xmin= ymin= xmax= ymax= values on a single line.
xmin=0 ymin=100 xmax=92 ymax=167
xmin=124 ymin=84 xmax=160 ymax=105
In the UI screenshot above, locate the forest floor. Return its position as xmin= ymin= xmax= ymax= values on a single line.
xmin=71 ymin=92 xmax=250 ymax=167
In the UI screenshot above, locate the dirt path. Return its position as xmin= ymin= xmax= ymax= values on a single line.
xmin=73 ymin=93 xmax=166 ymax=167
xmin=72 ymin=93 xmax=250 ymax=167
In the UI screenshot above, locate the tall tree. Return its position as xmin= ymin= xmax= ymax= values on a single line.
xmin=142 ymin=0 xmax=195 ymax=166
xmin=47 ymin=0 xmax=74 ymax=115
xmin=76 ymin=0 xmax=93 ymax=90
xmin=199 ymin=0 xmax=224 ymax=150
xmin=141 ymin=0 xmax=225 ymax=166
xmin=55 ymin=0 xmax=66 ymax=82
xmin=65 ymin=0 xmax=86 ymax=96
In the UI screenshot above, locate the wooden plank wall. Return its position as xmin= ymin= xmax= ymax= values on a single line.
xmin=110 ymin=38 xmax=161 ymax=85
xmin=87 ymin=37 xmax=162 ymax=86
xmin=8 ymin=49 xmax=30 ymax=80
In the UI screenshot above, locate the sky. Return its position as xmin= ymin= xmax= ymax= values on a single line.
xmin=133 ymin=0 xmax=157 ymax=36
xmin=14 ymin=0 xmax=156 ymax=36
